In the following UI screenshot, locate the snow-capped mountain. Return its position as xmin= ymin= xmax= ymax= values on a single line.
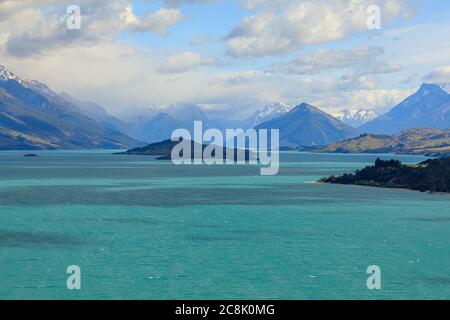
xmin=0 ymin=65 xmax=21 ymax=81
xmin=333 ymin=109 xmax=377 ymax=127
xmin=242 ymin=103 xmax=293 ymax=129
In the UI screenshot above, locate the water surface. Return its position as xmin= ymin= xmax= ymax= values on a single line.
xmin=0 ymin=151 xmax=448 ymax=299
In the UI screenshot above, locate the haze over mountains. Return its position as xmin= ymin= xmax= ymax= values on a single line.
xmin=122 ymin=103 xmax=224 ymax=143
xmin=0 ymin=65 xmax=140 ymax=150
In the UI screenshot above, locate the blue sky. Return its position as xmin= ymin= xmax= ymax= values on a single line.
xmin=0 ymin=0 xmax=449 ymax=119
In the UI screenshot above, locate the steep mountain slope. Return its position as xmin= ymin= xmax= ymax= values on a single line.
xmin=0 ymin=88 xmax=61 ymax=149
xmin=0 ymin=65 xmax=140 ymax=149
xmin=255 ymin=103 xmax=359 ymax=147
xmin=59 ymin=92 xmax=127 ymax=133
xmin=360 ymin=84 xmax=450 ymax=134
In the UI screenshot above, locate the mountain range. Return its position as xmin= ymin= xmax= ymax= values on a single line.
xmin=1 ymin=64 xmax=449 ymax=151
xmin=122 ymin=104 xmax=224 ymax=143
xmin=0 ymin=65 xmax=140 ymax=150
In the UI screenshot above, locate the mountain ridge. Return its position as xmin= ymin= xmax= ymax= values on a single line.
xmin=0 ymin=65 xmax=141 ymax=150
xmin=315 ymin=128 xmax=450 ymax=157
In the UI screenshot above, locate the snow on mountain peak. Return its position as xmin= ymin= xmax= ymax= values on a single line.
xmin=0 ymin=65 xmax=21 ymax=81
xmin=332 ymin=108 xmax=377 ymax=127
xmin=257 ymin=102 xmax=293 ymax=120
xmin=241 ymin=102 xmax=293 ymax=129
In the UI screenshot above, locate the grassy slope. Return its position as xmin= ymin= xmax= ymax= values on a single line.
xmin=318 ymin=128 xmax=450 ymax=157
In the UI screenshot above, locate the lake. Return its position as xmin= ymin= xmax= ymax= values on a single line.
xmin=0 ymin=151 xmax=449 ymax=299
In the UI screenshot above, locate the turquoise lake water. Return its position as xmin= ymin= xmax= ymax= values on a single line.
xmin=0 ymin=150 xmax=449 ymax=300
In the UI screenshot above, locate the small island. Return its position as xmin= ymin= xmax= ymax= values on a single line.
xmin=117 ymin=139 xmax=257 ymax=161
xmin=319 ymin=157 xmax=450 ymax=193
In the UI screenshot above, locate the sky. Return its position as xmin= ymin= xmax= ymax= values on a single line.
xmin=0 ymin=0 xmax=449 ymax=120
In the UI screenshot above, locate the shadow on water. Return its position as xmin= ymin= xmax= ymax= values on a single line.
xmin=408 ymin=216 xmax=450 ymax=222
xmin=0 ymin=184 xmax=348 ymax=207
xmin=184 ymin=235 xmax=239 ymax=242
xmin=0 ymin=230 xmax=85 ymax=247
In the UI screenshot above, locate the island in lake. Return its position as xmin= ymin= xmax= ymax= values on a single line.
xmin=319 ymin=157 xmax=450 ymax=193
xmin=117 ymin=138 xmax=257 ymax=161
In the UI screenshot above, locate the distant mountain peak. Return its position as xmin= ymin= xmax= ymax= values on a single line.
xmin=256 ymin=102 xmax=359 ymax=147
xmin=417 ymin=83 xmax=448 ymax=96
xmin=332 ymin=108 xmax=377 ymax=127
xmin=291 ymin=103 xmax=326 ymax=115
xmin=241 ymin=102 xmax=293 ymax=129
xmin=259 ymin=102 xmax=292 ymax=116
xmin=0 ymin=65 xmax=50 ymax=92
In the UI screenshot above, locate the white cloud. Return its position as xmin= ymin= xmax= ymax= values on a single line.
xmin=127 ymin=8 xmax=183 ymax=34
xmin=227 ymin=0 xmax=412 ymax=57
xmin=158 ymin=51 xmax=221 ymax=73
xmin=341 ymin=88 xmax=414 ymax=112
xmin=422 ymin=66 xmax=450 ymax=84
xmin=0 ymin=1 xmax=184 ymax=57
xmin=271 ymin=47 xmax=401 ymax=75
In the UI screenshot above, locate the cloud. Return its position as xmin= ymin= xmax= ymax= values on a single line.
xmin=271 ymin=46 xmax=401 ymax=75
xmin=422 ymin=66 xmax=450 ymax=84
xmin=0 ymin=0 xmax=64 ymax=19
xmin=223 ymin=70 xmax=270 ymax=86
xmin=0 ymin=1 xmax=184 ymax=57
xmin=126 ymin=8 xmax=183 ymax=34
xmin=158 ymin=51 xmax=221 ymax=73
xmin=342 ymin=88 xmax=414 ymax=112
xmin=227 ymin=0 xmax=412 ymax=57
